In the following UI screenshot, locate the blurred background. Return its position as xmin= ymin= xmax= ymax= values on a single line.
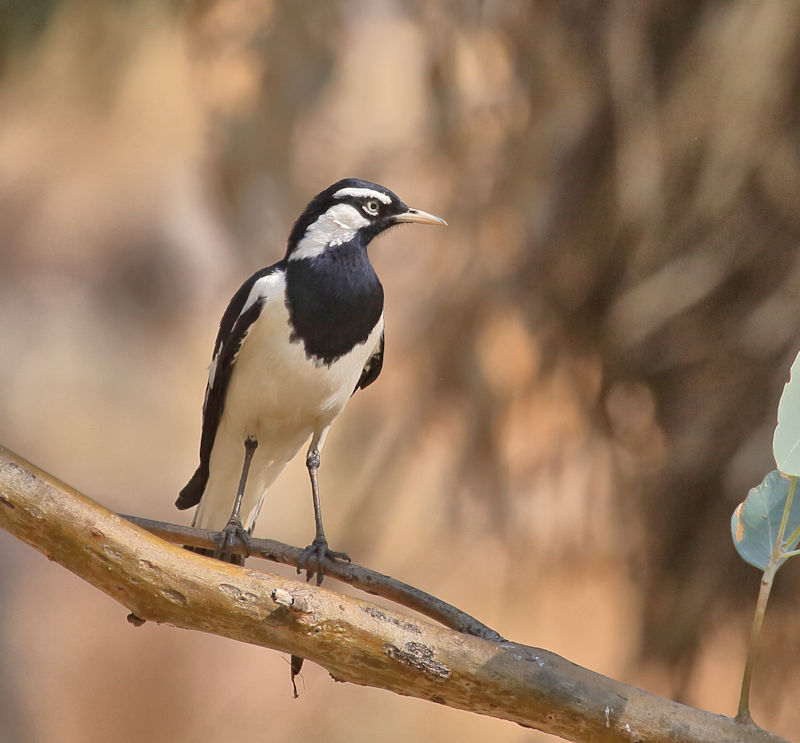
xmin=1 ymin=1 xmax=799 ymax=741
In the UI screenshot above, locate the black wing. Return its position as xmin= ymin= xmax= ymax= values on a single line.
xmin=176 ymin=263 xmax=284 ymax=510
xmin=355 ymin=330 xmax=384 ymax=393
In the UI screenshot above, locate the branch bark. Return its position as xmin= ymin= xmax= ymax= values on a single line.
xmin=119 ymin=514 xmax=504 ymax=641
xmin=0 ymin=445 xmax=787 ymax=743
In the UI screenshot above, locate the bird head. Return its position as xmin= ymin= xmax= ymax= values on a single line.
xmin=286 ymin=178 xmax=446 ymax=261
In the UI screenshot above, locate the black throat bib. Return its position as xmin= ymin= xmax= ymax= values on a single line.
xmin=285 ymin=243 xmax=384 ymax=365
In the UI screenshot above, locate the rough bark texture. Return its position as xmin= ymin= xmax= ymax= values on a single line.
xmin=119 ymin=514 xmax=504 ymax=641
xmin=0 ymin=446 xmax=787 ymax=743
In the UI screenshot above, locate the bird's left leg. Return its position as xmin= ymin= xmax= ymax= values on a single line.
xmin=297 ymin=427 xmax=350 ymax=585
xmin=213 ymin=436 xmax=258 ymax=561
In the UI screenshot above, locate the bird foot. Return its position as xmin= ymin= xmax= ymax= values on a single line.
xmin=297 ymin=537 xmax=350 ymax=585
xmin=213 ymin=517 xmax=252 ymax=562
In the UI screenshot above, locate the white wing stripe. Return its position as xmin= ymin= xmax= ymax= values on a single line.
xmin=211 ymin=271 xmax=286 ymax=381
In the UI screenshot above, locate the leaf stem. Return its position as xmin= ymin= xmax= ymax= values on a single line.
xmin=774 ymin=475 xmax=797 ymax=552
xmin=736 ymin=474 xmax=797 ymax=723
xmin=779 ymin=519 xmax=800 ymax=563
xmin=737 ymin=561 xmax=776 ymax=723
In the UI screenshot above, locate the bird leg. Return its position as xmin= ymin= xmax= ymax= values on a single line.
xmin=297 ymin=437 xmax=350 ymax=585
xmin=213 ymin=436 xmax=258 ymax=561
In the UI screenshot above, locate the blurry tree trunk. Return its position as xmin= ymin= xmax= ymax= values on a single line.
xmin=0 ymin=445 xmax=787 ymax=743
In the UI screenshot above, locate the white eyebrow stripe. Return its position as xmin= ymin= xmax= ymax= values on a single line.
xmin=333 ymin=187 xmax=392 ymax=204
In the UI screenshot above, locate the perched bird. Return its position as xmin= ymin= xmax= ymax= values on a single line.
xmin=177 ymin=178 xmax=446 ymax=581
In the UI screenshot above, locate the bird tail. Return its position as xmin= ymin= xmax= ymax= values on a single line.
xmin=175 ymin=464 xmax=208 ymax=510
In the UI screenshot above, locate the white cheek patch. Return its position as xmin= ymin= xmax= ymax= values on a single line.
xmin=290 ymin=204 xmax=370 ymax=261
xmin=333 ymin=187 xmax=392 ymax=204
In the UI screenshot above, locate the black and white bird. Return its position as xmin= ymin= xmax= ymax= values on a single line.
xmin=176 ymin=178 xmax=446 ymax=580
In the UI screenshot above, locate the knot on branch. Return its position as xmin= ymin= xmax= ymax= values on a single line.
xmin=383 ymin=641 xmax=451 ymax=680
xmin=271 ymin=588 xmax=308 ymax=612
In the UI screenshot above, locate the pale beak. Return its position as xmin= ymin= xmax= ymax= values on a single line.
xmin=394 ymin=207 xmax=448 ymax=226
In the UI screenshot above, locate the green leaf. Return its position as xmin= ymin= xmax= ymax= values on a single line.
xmin=773 ymin=348 xmax=800 ymax=475
xmin=731 ymin=470 xmax=800 ymax=570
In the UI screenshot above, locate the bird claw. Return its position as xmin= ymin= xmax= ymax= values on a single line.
xmin=213 ymin=517 xmax=252 ymax=561
xmin=297 ymin=537 xmax=350 ymax=585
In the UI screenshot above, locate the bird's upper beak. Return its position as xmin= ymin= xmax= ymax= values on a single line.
xmin=394 ymin=207 xmax=448 ymax=227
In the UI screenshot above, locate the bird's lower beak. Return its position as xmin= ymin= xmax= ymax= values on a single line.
xmin=394 ymin=208 xmax=448 ymax=226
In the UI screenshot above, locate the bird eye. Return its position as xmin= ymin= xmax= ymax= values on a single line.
xmin=363 ymin=199 xmax=380 ymax=216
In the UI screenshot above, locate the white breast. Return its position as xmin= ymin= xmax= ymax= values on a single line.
xmin=226 ymin=270 xmax=382 ymax=436
xmin=193 ymin=268 xmax=383 ymax=531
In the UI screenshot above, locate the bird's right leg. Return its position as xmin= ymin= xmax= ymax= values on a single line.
xmin=297 ymin=428 xmax=350 ymax=585
xmin=213 ymin=436 xmax=258 ymax=561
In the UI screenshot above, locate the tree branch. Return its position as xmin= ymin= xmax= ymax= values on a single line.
xmin=119 ymin=514 xmax=504 ymax=641
xmin=0 ymin=445 xmax=787 ymax=743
